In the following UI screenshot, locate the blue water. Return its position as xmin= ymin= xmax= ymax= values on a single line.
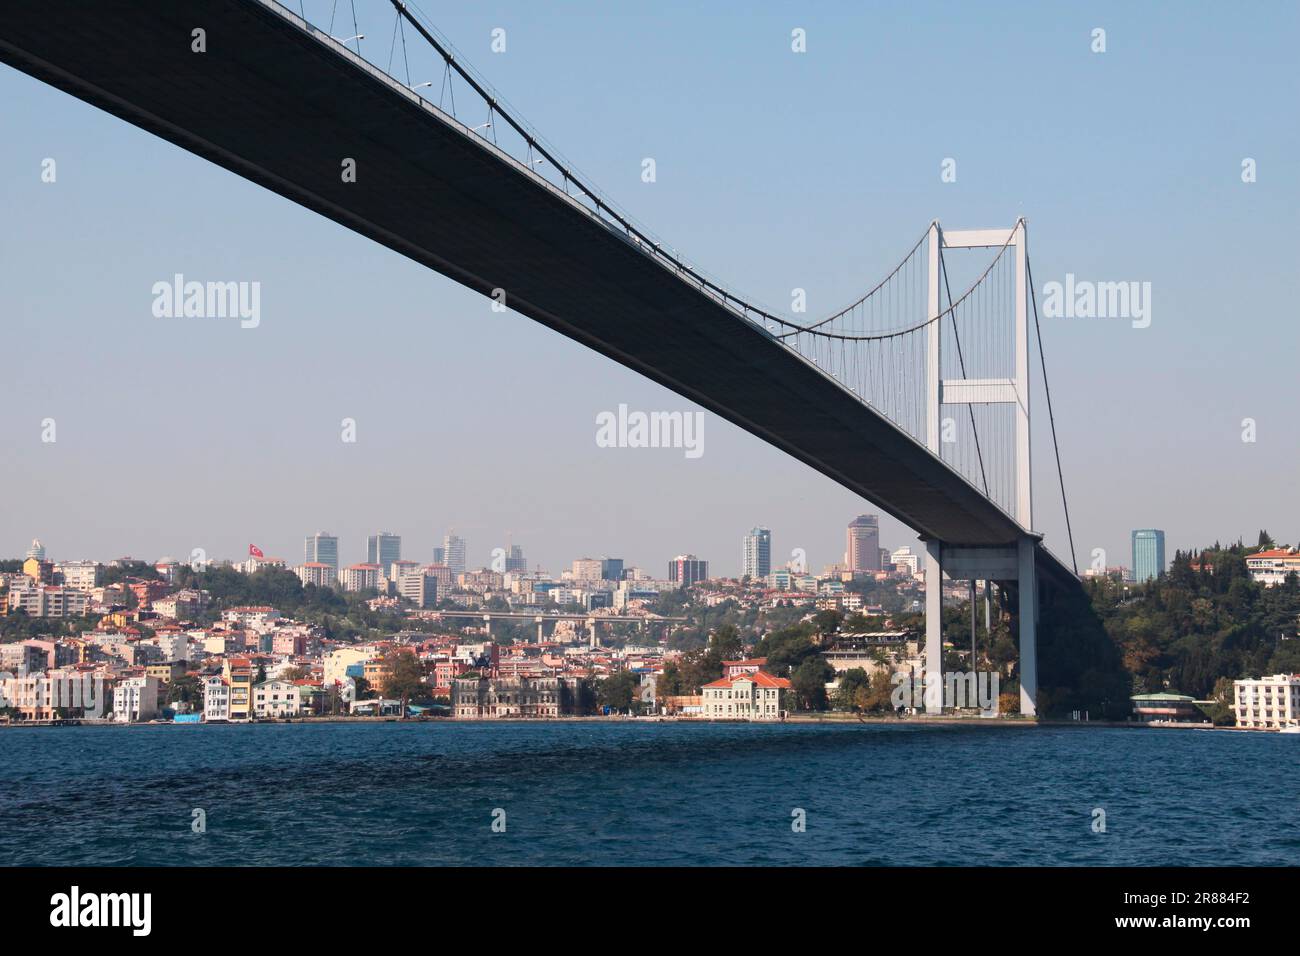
xmin=0 ymin=722 xmax=1293 ymax=866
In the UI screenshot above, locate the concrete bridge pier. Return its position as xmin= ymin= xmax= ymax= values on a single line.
xmin=923 ymin=537 xmax=1039 ymax=716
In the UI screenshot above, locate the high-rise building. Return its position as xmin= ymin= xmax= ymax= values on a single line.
xmin=366 ymin=532 xmax=401 ymax=570
xmin=1132 ymin=529 xmax=1166 ymax=583
xmin=442 ymin=532 xmax=467 ymax=574
xmin=668 ymin=554 xmax=709 ymax=588
xmin=571 ymin=558 xmax=603 ymax=583
xmin=742 ymin=527 xmax=772 ymax=580
xmin=304 ymin=532 xmax=339 ymax=574
xmin=845 ymin=515 xmax=881 ymax=572
xmin=25 ymin=539 xmax=46 ymax=561
xmin=432 ymin=546 xmax=446 ymax=565
xmin=505 ymin=545 xmax=527 ymax=573
xmin=600 ymin=557 xmax=624 ymax=582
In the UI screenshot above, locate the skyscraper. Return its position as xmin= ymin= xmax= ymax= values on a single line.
xmin=26 ymin=539 xmax=46 ymax=561
xmin=304 ymin=532 xmax=339 ymax=575
xmin=442 ymin=532 xmax=466 ymax=574
xmin=600 ymin=557 xmax=624 ymax=582
xmin=669 ymin=554 xmax=709 ymax=588
xmin=845 ymin=515 xmax=881 ymax=572
xmin=505 ymin=545 xmax=527 ymax=573
xmin=366 ymin=532 xmax=401 ymax=570
xmin=1132 ymin=529 xmax=1166 ymax=583
xmin=742 ymin=527 xmax=772 ymax=579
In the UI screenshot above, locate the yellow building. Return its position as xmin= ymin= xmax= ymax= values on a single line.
xmin=223 ymin=658 xmax=254 ymax=721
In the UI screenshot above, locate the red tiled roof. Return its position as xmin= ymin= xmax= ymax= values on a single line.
xmin=703 ymin=671 xmax=792 ymax=690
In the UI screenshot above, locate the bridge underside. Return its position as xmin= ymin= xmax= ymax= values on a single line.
xmin=0 ymin=0 xmax=1076 ymax=589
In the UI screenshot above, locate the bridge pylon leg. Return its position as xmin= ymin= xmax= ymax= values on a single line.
xmin=1017 ymin=536 xmax=1038 ymax=717
xmin=924 ymin=539 xmax=943 ymax=714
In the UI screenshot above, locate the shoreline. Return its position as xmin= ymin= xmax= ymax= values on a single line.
xmin=0 ymin=714 xmax=1263 ymax=730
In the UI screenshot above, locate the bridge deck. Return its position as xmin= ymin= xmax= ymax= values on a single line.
xmin=0 ymin=0 xmax=1076 ymax=585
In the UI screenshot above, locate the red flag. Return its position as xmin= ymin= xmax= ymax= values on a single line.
xmin=249 ymin=544 xmax=264 ymax=558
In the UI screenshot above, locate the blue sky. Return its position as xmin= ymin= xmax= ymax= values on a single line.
xmin=2 ymin=0 xmax=1297 ymax=575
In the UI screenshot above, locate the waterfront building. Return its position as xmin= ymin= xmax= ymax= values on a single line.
xmin=1233 ymin=675 xmax=1300 ymax=729
xmin=366 ymin=532 xmax=401 ymax=570
xmin=253 ymin=679 xmax=302 ymax=718
xmin=845 ymin=515 xmax=881 ymax=572
xmin=700 ymin=671 xmax=791 ymax=720
xmin=1129 ymin=692 xmax=1205 ymax=724
xmin=668 ymin=554 xmax=708 ymax=588
xmin=1131 ymin=529 xmax=1166 ymax=583
xmin=202 ymin=676 xmax=230 ymax=722
xmin=303 ymin=532 xmax=339 ymax=575
xmin=113 ymin=676 xmax=160 ymax=723
xmin=223 ymin=658 xmax=254 ymax=722
xmin=742 ymin=527 xmax=772 ymax=580
xmin=451 ymin=675 xmax=580 ymax=718
xmin=1245 ymin=548 xmax=1300 ymax=587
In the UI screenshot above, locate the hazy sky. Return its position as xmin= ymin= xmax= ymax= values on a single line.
xmin=2 ymin=0 xmax=1297 ymax=577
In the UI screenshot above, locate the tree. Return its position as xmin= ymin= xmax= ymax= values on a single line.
xmin=597 ymin=669 xmax=639 ymax=714
xmin=836 ymin=668 xmax=871 ymax=712
xmin=790 ymin=658 xmax=835 ymax=711
xmin=381 ymin=649 xmax=425 ymax=716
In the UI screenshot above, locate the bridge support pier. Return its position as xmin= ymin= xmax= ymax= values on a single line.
xmin=1017 ymin=536 xmax=1038 ymax=717
xmin=926 ymin=539 xmax=1039 ymax=717
xmin=924 ymin=540 xmax=944 ymax=714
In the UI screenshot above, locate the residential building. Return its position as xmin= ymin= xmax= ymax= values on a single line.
xmin=56 ymin=560 xmax=101 ymax=591
xmin=742 ymin=527 xmax=772 ymax=580
xmin=341 ymin=564 xmax=382 ymax=592
xmin=296 ymin=561 xmax=336 ymax=588
xmin=397 ymin=571 xmax=438 ymax=609
xmin=221 ymin=606 xmax=280 ymax=629
xmin=4 ymin=581 xmax=89 ymax=618
xmin=845 ymin=515 xmax=881 ymax=572
xmin=1234 ymin=675 xmax=1300 ymax=729
xmin=304 ymin=532 xmax=339 ymax=575
xmin=253 ymin=679 xmax=301 ymax=718
xmin=1132 ymin=529 xmax=1166 ymax=583
xmin=223 ymin=658 xmax=254 ymax=721
xmin=202 ymin=676 xmax=230 ymax=722
xmin=1245 ymin=549 xmax=1300 ymax=587
xmin=113 ymin=676 xmax=160 ymax=723
xmin=570 ymin=558 xmax=603 ymax=583
xmin=701 ymin=671 xmax=791 ymax=720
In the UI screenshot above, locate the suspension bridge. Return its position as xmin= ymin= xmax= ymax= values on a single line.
xmin=0 ymin=0 xmax=1083 ymax=716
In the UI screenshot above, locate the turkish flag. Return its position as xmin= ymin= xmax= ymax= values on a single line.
xmin=249 ymin=544 xmax=264 ymax=558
